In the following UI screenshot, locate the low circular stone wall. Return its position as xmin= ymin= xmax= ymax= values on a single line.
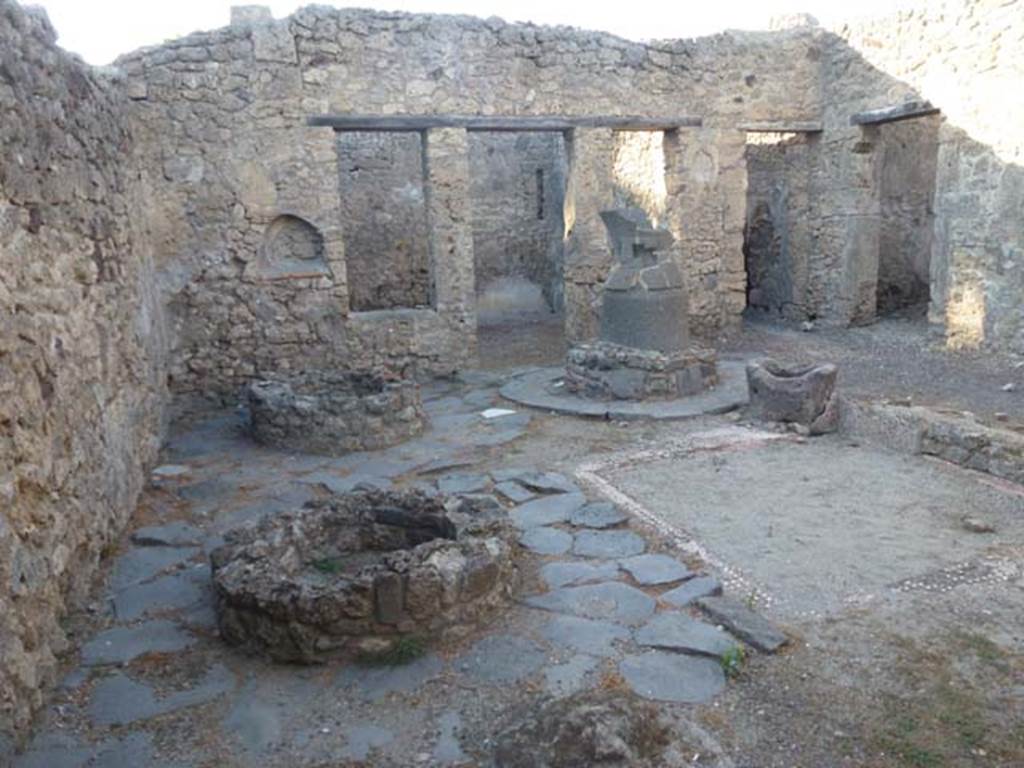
xmin=565 ymin=341 xmax=718 ymax=401
xmin=246 ymin=371 xmax=425 ymax=455
xmin=210 ymin=490 xmax=519 ymax=662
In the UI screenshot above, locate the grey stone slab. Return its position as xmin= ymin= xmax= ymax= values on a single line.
xmin=696 ymin=597 xmax=789 ymax=653
xmin=110 ymin=546 xmax=200 ymax=591
xmin=619 ymin=554 xmax=692 ymax=585
xmin=81 ymin=620 xmax=195 ymax=666
xmin=543 ymin=654 xmax=600 ymax=697
xmin=635 ymin=613 xmax=739 ymax=657
xmin=500 ymin=361 xmax=749 ymax=421
xmin=131 ymin=522 xmax=204 ymax=547
xmin=337 ymin=653 xmax=445 ymax=702
xmin=573 ymin=530 xmax=646 ymax=559
xmin=89 ymin=664 xmax=233 ymax=726
xmin=519 ymin=526 xmax=573 ymax=555
xmin=224 ymin=695 xmax=283 ymax=756
xmin=13 ymin=732 xmax=93 ymax=768
xmin=568 ymin=501 xmax=629 ymax=529
xmin=619 ymin=651 xmax=726 ymax=703
xmin=539 ymin=614 xmax=630 ymax=657
xmin=494 ymin=480 xmax=536 ymax=504
xmin=457 ymin=635 xmax=547 ymax=684
xmin=415 ymin=456 xmax=479 ymax=476
xmin=436 ymin=473 xmax=490 ymax=494
xmin=112 ymin=567 xmax=210 ymax=621
xmin=432 ymin=711 xmax=468 ymax=765
xmin=661 ymin=576 xmax=723 ymax=607
xmin=91 ymin=733 xmax=163 ymax=768
xmin=511 ymin=492 xmax=586 ymax=529
xmin=299 ymin=470 xmax=391 ymax=495
xmin=340 ymin=724 xmax=395 ymax=761
xmin=539 ymin=560 xmax=621 ymax=589
xmin=514 ymin=471 xmax=580 ymax=495
xmin=524 ymin=582 xmax=655 ymax=626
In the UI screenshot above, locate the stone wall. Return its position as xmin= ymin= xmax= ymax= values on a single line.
xmin=338 ymin=132 xmax=432 ymax=311
xmin=743 ymin=132 xmax=816 ymax=319
xmin=118 ymin=7 xmax=825 ymax=391
xmin=817 ymin=0 xmax=1024 ymax=352
xmin=0 ymin=1 xmax=169 ymax=749
xmin=469 ymin=132 xmax=567 ymax=313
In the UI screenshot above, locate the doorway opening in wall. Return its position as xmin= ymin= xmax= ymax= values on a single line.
xmin=337 ymin=131 xmax=433 ymax=312
xmin=470 ymin=131 xmax=569 ymax=369
xmin=875 ymin=114 xmax=940 ymax=320
xmin=741 ymin=131 xmax=812 ymax=323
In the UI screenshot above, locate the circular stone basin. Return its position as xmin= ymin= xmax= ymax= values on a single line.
xmin=211 ymin=490 xmax=519 ymax=662
xmin=246 ymin=370 xmax=425 ymax=455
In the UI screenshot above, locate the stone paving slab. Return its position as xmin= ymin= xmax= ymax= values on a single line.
xmin=539 ymin=614 xmax=630 ymax=657
xmin=539 ymin=560 xmax=621 ymax=589
xmin=512 ymin=471 xmax=580 ymax=495
xmin=111 ymin=567 xmax=210 ymax=622
xmin=697 ymin=597 xmax=789 ymax=652
xmin=524 ymin=582 xmax=656 ymax=626
xmin=340 ymin=724 xmax=395 ymax=761
xmin=519 ymin=526 xmax=574 ymax=555
xmin=436 ymin=473 xmax=491 ymax=494
xmin=89 ymin=664 xmax=233 ymax=726
xmin=432 ymin=711 xmax=468 ymax=765
xmin=81 ymin=620 xmax=196 ymax=666
xmin=109 ymin=546 xmax=200 ymax=591
xmin=662 ymin=575 xmax=723 ymax=607
xmin=493 ymin=480 xmax=535 ymax=503
xmin=619 ymin=650 xmax=726 ymax=703
xmin=511 ymin=492 xmax=586 ymax=529
xmin=619 ymin=554 xmax=692 ymax=585
xmin=635 ymin=613 xmax=739 ymax=657
xmin=543 ymin=654 xmax=601 ymax=697
xmin=572 ymin=529 xmax=646 ymax=558
xmin=337 ymin=653 xmax=445 ymax=702
xmin=456 ymin=635 xmax=547 ymax=684
xmin=568 ymin=501 xmax=629 ymax=529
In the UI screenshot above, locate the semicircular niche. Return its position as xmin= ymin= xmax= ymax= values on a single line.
xmin=253 ymin=214 xmax=330 ymax=278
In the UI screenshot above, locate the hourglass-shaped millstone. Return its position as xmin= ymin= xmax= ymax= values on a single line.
xmin=598 ymin=208 xmax=689 ymax=353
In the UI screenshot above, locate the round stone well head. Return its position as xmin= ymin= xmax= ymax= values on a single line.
xmin=210 ymin=489 xmax=519 ymax=662
xmin=245 ymin=369 xmax=426 ymax=456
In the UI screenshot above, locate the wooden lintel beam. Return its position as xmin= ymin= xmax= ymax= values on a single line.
xmin=307 ymin=114 xmax=703 ymax=132
xmin=850 ymin=100 xmax=940 ymax=126
xmin=737 ymin=120 xmax=823 ymax=133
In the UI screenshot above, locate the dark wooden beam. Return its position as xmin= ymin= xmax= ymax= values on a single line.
xmin=307 ymin=114 xmax=703 ymax=132
xmin=737 ymin=120 xmax=823 ymax=133
xmin=850 ymin=100 xmax=940 ymax=126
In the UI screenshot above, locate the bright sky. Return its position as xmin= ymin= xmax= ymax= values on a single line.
xmin=33 ymin=0 xmax=904 ymax=66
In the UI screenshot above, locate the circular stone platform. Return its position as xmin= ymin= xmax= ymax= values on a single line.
xmin=499 ymin=360 xmax=749 ymax=420
xmin=210 ymin=490 xmax=519 ymax=662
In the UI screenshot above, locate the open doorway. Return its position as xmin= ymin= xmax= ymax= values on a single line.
xmin=470 ymin=131 xmax=568 ymax=368
xmin=876 ymin=114 xmax=940 ymax=318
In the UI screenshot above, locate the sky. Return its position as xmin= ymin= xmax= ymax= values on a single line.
xmin=32 ymin=0 xmax=905 ymax=66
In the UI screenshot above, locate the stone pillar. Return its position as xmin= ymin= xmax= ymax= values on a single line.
xmin=838 ymin=126 xmax=883 ymax=326
xmin=562 ymin=127 xmax=615 ymax=343
xmin=663 ymin=128 xmax=747 ymax=339
xmin=423 ymin=127 xmax=477 ymax=364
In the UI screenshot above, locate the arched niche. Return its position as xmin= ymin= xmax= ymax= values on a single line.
xmin=248 ymin=214 xmax=332 ymax=280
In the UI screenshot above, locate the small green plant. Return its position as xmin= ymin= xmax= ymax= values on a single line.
xmin=310 ymin=557 xmax=344 ymax=574
xmin=357 ymin=635 xmax=427 ymax=667
xmin=720 ymin=645 xmax=746 ymax=679
xmin=744 ymin=589 xmax=758 ymax=610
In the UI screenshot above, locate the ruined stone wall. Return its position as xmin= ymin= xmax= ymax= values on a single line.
xmin=819 ymin=0 xmax=1024 ymax=351
xmin=469 ymin=132 xmax=567 ymax=312
xmin=118 ymin=7 xmax=825 ymax=391
xmin=743 ymin=132 xmax=816 ymax=319
xmin=0 ymin=1 xmax=169 ymax=748
xmin=337 ymin=133 xmax=432 ymax=312
xmin=877 ymin=115 xmax=939 ymax=313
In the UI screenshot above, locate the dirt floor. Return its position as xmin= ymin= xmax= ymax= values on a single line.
xmin=12 ymin=317 xmax=1024 ymax=768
